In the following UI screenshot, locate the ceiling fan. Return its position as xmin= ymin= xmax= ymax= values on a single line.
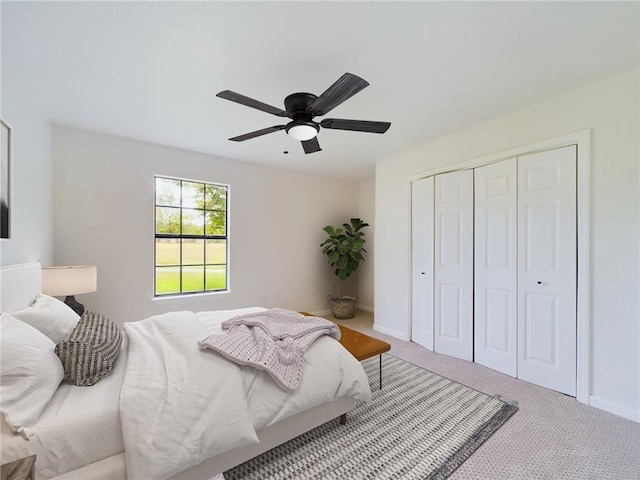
xmin=216 ymin=73 xmax=391 ymax=154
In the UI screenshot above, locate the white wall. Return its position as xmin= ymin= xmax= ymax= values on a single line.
xmin=357 ymin=180 xmax=375 ymax=312
xmin=0 ymin=62 xmax=53 ymax=268
xmin=52 ymin=126 xmax=359 ymax=324
xmin=375 ymin=68 xmax=639 ymax=421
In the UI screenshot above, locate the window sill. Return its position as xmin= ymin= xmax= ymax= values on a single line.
xmin=152 ymin=290 xmax=230 ymax=302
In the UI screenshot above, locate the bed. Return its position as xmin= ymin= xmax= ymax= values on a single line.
xmin=0 ymin=262 xmax=371 ymax=479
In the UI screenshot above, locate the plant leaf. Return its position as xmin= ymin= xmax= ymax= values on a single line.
xmin=322 ymin=217 xmax=369 ymax=284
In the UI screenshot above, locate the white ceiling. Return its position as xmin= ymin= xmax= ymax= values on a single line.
xmin=2 ymin=1 xmax=638 ymax=181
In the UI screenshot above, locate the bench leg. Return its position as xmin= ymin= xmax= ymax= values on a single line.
xmin=379 ymin=354 xmax=383 ymax=390
xmin=339 ymin=413 xmax=346 ymax=425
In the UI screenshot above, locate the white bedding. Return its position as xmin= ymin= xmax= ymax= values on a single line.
xmin=30 ymin=335 xmax=129 ymax=478
xmin=121 ymin=310 xmax=260 ymax=480
xmin=1 ymin=306 xmax=371 ymax=480
xmin=121 ymin=308 xmax=371 ymax=480
xmin=197 ymin=309 xmax=371 ymax=430
xmin=0 ymin=334 xmax=128 ymax=478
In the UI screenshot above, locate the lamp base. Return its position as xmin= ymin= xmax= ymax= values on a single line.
xmin=64 ymin=296 xmax=85 ymax=316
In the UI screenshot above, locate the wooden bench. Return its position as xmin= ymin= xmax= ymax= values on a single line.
xmin=336 ymin=324 xmax=391 ymax=390
xmin=301 ymin=312 xmax=391 ymax=425
xmin=300 ymin=312 xmax=391 ymax=390
xmin=333 ymin=324 xmax=390 ymax=425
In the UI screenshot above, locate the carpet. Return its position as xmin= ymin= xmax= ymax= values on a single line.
xmin=225 ymin=354 xmax=518 ymax=480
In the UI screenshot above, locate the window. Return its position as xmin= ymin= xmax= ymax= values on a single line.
xmin=154 ymin=176 xmax=228 ymax=296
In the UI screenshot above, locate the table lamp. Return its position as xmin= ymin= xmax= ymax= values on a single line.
xmin=42 ymin=265 xmax=97 ymax=316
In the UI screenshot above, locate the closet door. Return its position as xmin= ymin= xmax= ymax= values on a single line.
xmin=517 ymin=146 xmax=577 ymax=396
xmin=411 ymin=177 xmax=435 ymax=350
xmin=434 ymin=170 xmax=474 ymax=361
xmin=474 ymin=158 xmax=517 ymax=377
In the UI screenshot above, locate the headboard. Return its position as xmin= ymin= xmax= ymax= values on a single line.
xmin=0 ymin=262 xmax=42 ymax=312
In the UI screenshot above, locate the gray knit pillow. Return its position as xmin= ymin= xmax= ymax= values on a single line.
xmin=55 ymin=311 xmax=122 ymax=386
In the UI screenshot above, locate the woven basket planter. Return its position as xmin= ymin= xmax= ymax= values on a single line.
xmin=328 ymin=295 xmax=358 ymax=319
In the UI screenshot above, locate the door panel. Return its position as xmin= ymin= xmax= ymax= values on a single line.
xmin=486 ymin=208 xmax=511 ymax=268
xmin=485 ymin=288 xmax=510 ymax=351
xmin=525 ymin=203 xmax=559 ymax=270
xmin=517 ymin=146 xmax=576 ymax=396
xmin=411 ymin=177 xmax=434 ymax=350
xmin=474 ymin=158 xmax=517 ymax=377
xmin=440 ymin=213 xmax=462 ymax=265
xmin=434 ymin=170 xmax=473 ymax=361
xmin=439 ymin=283 xmax=461 ymax=338
xmin=523 ymin=292 xmax=557 ymax=364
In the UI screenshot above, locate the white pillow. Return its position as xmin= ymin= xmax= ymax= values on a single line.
xmin=0 ymin=314 xmax=65 ymax=433
xmin=10 ymin=293 xmax=80 ymax=344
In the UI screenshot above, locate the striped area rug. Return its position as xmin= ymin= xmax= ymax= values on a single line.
xmin=225 ymin=354 xmax=517 ymax=480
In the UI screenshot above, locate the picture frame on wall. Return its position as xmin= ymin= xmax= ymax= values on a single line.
xmin=1 ymin=119 xmax=12 ymax=239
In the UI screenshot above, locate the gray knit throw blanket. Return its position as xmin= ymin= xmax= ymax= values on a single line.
xmin=198 ymin=309 xmax=341 ymax=391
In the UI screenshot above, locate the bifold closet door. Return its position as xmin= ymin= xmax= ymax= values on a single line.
xmin=411 ymin=177 xmax=434 ymax=350
xmin=474 ymin=158 xmax=517 ymax=377
xmin=434 ymin=170 xmax=473 ymax=361
xmin=517 ymin=146 xmax=577 ymax=396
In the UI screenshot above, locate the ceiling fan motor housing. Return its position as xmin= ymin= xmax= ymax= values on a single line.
xmin=284 ymin=92 xmax=320 ymax=138
xmin=284 ymin=92 xmax=317 ymax=119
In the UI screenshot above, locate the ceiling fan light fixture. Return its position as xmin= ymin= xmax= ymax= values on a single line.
xmin=286 ymin=121 xmax=319 ymax=141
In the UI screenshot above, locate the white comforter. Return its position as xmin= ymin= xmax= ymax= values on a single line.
xmin=120 ymin=308 xmax=371 ymax=480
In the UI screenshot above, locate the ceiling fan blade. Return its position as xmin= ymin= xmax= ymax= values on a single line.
xmin=308 ymin=73 xmax=369 ymax=117
xmin=217 ymin=90 xmax=290 ymax=118
xmin=302 ymin=137 xmax=322 ymax=154
xmin=229 ymin=125 xmax=286 ymax=142
xmin=320 ymin=118 xmax=391 ymax=134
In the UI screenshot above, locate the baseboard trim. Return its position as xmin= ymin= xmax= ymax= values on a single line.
xmin=373 ymin=324 xmax=410 ymax=341
xmin=589 ymin=395 xmax=640 ymax=423
xmin=358 ymin=305 xmax=374 ymax=313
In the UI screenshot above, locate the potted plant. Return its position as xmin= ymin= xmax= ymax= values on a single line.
xmin=320 ymin=218 xmax=369 ymax=319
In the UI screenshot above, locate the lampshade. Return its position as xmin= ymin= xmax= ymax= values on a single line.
xmin=286 ymin=122 xmax=318 ymax=141
xmin=42 ymin=266 xmax=97 ymax=296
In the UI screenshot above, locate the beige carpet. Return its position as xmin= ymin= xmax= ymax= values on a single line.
xmin=327 ymin=311 xmax=640 ymax=480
